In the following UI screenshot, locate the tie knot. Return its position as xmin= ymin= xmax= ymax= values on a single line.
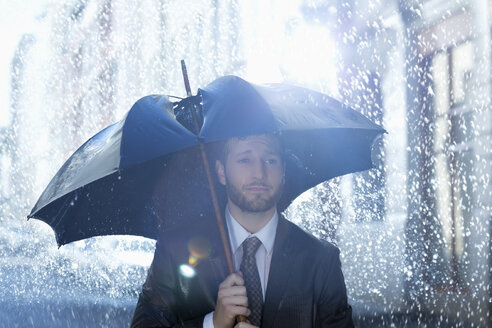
xmin=242 ymin=236 xmax=262 ymax=258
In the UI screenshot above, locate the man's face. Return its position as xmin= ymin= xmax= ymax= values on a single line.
xmin=216 ymin=135 xmax=284 ymax=213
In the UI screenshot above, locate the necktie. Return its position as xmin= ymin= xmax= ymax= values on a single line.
xmin=240 ymin=236 xmax=263 ymax=326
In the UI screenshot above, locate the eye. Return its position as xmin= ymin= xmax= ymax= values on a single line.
xmin=265 ymin=158 xmax=278 ymax=165
xmin=238 ymin=158 xmax=250 ymax=163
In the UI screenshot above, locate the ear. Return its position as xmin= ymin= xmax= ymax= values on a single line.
xmin=215 ymin=160 xmax=226 ymax=186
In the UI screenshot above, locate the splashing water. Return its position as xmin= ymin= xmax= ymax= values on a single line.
xmin=1 ymin=0 xmax=490 ymax=327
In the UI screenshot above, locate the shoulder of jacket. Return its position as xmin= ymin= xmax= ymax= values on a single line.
xmin=156 ymin=216 xmax=218 ymax=251
xmin=282 ymin=217 xmax=340 ymax=255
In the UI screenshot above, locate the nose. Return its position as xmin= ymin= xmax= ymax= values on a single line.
xmin=251 ymin=160 xmax=267 ymax=180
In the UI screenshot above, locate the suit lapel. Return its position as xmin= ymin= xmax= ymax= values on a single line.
xmin=206 ymin=201 xmax=232 ymax=285
xmin=207 ymin=245 xmax=229 ymax=286
xmin=262 ymin=216 xmax=294 ymax=328
xmin=196 ymin=215 xmax=231 ymax=297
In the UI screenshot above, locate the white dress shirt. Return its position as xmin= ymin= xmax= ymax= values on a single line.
xmin=203 ymin=206 xmax=279 ymax=328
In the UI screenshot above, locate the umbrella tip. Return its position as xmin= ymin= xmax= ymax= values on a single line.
xmin=181 ymin=60 xmax=192 ymax=97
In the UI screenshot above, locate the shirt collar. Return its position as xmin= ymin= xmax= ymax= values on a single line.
xmin=226 ymin=205 xmax=278 ymax=254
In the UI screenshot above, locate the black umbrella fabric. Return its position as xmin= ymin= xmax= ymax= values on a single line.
xmin=28 ymin=75 xmax=385 ymax=246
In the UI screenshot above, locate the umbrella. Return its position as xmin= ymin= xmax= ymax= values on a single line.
xmin=28 ymin=75 xmax=385 ymax=248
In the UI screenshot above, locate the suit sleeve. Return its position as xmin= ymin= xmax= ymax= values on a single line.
xmin=316 ymin=246 xmax=354 ymax=328
xmin=130 ymin=240 xmax=206 ymax=328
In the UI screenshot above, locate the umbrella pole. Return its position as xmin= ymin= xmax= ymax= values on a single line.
xmin=180 ymin=60 xmax=235 ymax=274
xmin=181 ymin=60 xmax=247 ymax=324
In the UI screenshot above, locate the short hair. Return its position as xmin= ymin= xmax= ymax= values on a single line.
xmin=211 ymin=133 xmax=285 ymax=165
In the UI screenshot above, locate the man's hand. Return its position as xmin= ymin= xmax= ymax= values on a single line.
xmin=213 ymin=272 xmax=250 ymax=328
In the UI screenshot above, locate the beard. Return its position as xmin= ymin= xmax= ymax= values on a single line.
xmin=225 ymin=179 xmax=283 ymax=213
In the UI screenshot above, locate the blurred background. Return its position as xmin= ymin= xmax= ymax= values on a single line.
xmin=0 ymin=0 xmax=490 ymax=327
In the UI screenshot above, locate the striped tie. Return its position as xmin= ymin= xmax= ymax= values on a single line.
xmin=240 ymin=236 xmax=263 ymax=326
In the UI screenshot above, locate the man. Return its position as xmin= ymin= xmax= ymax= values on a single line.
xmin=131 ymin=134 xmax=353 ymax=327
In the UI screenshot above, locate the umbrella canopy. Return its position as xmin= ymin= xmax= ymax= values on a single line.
xmin=28 ymin=75 xmax=385 ymax=246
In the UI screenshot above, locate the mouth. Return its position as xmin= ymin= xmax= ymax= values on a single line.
xmin=244 ymin=185 xmax=270 ymax=193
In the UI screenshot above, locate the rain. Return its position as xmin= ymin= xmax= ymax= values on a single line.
xmin=0 ymin=0 xmax=490 ymax=327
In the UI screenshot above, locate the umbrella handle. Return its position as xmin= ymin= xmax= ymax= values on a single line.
xmin=180 ymin=60 xmax=247 ymax=323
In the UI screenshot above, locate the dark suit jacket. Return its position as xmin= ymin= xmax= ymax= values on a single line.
xmin=131 ymin=215 xmax=354 ymax=327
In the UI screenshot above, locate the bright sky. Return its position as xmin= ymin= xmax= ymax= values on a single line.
xmin=0 ymin=0 xmax=338 ymax=127
xmin=240 ymin=0 xmax=338 ymax=95
xmin=0 ymin=0 xmax=50 ymax=126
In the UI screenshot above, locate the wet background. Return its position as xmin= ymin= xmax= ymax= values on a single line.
xmin=0 ymin=0 xmax=490 ymax=327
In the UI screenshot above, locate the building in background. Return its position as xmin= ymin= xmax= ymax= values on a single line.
xmin=321 ymin=0 xmax=490 ymax=326
xmin=399 ymin=1 xmax=491 ymax=326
